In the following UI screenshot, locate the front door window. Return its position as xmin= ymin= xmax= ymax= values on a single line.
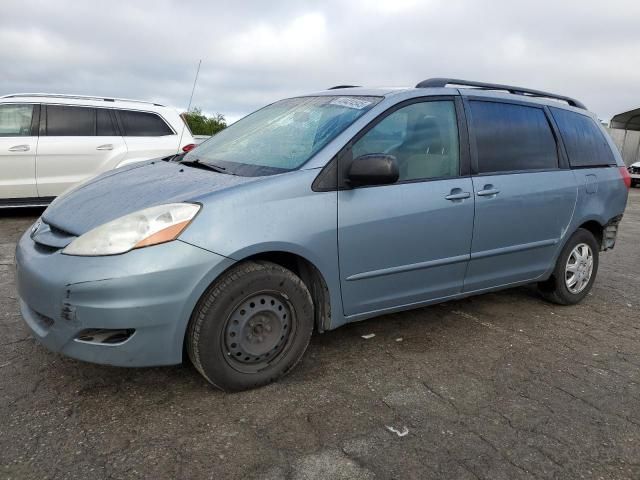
xmin=352 ymin=100 xmax=460 ymax=181
xmin=0 ymin=104 xmax=34 ymax=137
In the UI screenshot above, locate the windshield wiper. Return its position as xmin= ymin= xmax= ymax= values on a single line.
xmin=180 ymin=158 xmax=233 ymax=175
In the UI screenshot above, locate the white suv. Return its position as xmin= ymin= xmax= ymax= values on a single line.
xmin=0 ymin=93 xmax=195 ymax=207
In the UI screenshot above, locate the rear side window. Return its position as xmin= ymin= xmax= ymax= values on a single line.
xmin=46 ymin=105 xmax=95 ymax=136
xmin=96 ymin=108 xmax=117 ymax=136
xmin=550 ymin=107 xmax=615 ymax=167
xmin=0 ymin=104 xmax=34 ymax=136
xmin=470 ymin=101 xmax=558 ymax=173
xmin=118 ymin=110 xmax=173 ymax=136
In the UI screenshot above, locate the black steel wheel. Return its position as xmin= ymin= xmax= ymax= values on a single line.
xmin=187 ymin=261 xmax=314 ymax=391
xmin=222 ymin=292 xmax=295 ymax=373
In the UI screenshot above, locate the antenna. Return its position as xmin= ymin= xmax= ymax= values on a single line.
xmin=178 ymin=59 xmax=202 ymax=153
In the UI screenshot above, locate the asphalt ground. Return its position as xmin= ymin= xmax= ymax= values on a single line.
xmin=1 ymin=188 xmax=639 ymax=480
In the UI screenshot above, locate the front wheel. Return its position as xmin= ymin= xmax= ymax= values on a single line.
xmin=538 ymin=228 xmax=599 ymax=305
xmin=187 ymin=261 xmax=314 ymax=391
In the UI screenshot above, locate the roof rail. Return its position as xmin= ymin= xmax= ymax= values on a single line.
xmin=0 ymin=93 xmax=165 ymax=107
xmin=327 ymin=85 xmax=360 ymax=90
xmin=415 ymin=78 xmax=586 ymax=110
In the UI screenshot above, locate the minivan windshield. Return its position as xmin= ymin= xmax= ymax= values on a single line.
xmin=184 ymin=96 xmax=382 ymax=176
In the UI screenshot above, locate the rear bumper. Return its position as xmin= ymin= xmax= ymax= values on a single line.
xmin=15 ymin=230 xmax=235 ymax=366
xmin=602 ymin=214 xmax=623 ymax=251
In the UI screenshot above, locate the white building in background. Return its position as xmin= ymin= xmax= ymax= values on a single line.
xmin=607 ymin=108 xmax=640 ymax=166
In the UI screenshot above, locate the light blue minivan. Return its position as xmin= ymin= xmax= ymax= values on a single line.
xmin=16 ymin=78 xmax=630 ymax=390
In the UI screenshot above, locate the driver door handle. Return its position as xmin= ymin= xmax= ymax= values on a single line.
xmin=9 ymin=144 xmax=30 ymax=152
xmin=96 ymin=144 xmax=114 ymax=151
xmin=444 ymin=191 xmax=471 ymax=201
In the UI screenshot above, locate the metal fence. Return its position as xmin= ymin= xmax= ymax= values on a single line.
xmin=606 ymin=128 xmax=639 ymax=166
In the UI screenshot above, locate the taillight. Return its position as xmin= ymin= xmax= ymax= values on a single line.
xmin=182 ymin=143 xmax=196 ymax=153
xmin=619 ymin=166 xmax=631 ymax=189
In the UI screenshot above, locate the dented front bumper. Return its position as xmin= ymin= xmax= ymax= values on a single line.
xmin=15 ymin=228 xmax=233 ymax=367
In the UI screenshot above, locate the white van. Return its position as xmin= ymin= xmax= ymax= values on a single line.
xmin=0 ymin=93 xmax=195 ymax=207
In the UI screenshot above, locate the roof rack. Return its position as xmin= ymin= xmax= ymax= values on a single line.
xmin=415 ymin=78 xmax=586 ymax=110
xmin=0 ymin=93 xmax=165 ymax=107
xmin=328 ymin=85 xmax=360 ymax=90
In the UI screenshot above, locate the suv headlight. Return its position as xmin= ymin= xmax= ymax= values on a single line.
xmin=62 ymin=203 xmax=201 ymax=256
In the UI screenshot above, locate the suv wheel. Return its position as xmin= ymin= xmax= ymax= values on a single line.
xmin=538 ymin=228 xmax=599 ymax=305
xmin=187 ymin=261 xmax=314 ymax=391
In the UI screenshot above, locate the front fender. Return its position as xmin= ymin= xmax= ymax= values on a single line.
xmin=179 ymin=169 xmax=344 ymax=329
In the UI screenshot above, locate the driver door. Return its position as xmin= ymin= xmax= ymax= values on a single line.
xmin=337 ymin=97 xmax=475 ymax=317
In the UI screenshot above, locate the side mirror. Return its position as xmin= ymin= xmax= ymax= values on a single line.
xmin=346 ymin=154 xmax=399 ymax=187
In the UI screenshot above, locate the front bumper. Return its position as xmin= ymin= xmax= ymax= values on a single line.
xmin=15 ymin=230 xmax=234 ymax=366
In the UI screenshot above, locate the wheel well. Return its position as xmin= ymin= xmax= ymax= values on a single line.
xmin=578 ymin=220 xmax=603 ymax=248
xmin=244 ymin=252 xmax=331 ymax=333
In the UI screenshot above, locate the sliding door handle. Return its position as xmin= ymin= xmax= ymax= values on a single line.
xmin=477 ymin=184 xmax=500 ymax=197
xmin=96 ymin=144 xmax=114 ymax=151
xmin=477 ymin=189 xmax=500 ymax=196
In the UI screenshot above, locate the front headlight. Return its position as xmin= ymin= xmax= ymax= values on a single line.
xmin=62 ymin=203 xmax=201 ymax=256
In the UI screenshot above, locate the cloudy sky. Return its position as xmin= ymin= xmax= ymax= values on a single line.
xmin=1 ymin=0 xmax=639 ymax=122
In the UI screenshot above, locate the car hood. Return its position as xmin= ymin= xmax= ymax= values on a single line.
xmin=631 ymin=161 xmax=640 ymax=168
xmin=42 ymin=160 xmax=260 ymax=236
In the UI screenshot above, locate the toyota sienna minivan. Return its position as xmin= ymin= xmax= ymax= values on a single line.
xmin=15 ymin=78 xmax=630 ymax=391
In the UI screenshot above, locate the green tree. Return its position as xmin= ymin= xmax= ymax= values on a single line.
xmin=182 ymin=107 xmax=227 ymax=136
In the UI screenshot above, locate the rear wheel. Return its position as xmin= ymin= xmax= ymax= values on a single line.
xmin=187 ymin=261 xmax=314 ymax=391
xmin=538 ymin=228 xmax=599 ymax=305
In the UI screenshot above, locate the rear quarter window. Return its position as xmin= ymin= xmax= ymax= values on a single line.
xmin=550 ymin=107 xmax=615 ymax=167
xmin=469 ymin=101 xmax=558 ymax=173
xmin=118 ymin=110 xmax=174 ymax=136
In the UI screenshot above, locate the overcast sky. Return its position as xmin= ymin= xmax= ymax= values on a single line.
xmin=1 ymin=0 xmax=639 ymax=122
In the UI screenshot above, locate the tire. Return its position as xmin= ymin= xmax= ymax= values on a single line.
xmin=187 ymin=261 xmax=314 ymax=391
xmin=538 ymin=228 xmax=599 ymax=305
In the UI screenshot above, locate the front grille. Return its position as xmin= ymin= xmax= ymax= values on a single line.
xmin=31 ymin=220 xmax=77 ymax=250
xmin=33 ymin=242 xmax=59 ymax=254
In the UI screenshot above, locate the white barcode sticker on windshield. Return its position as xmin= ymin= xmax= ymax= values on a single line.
xmin=330 ymin=97 xmax=372 ymax=110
